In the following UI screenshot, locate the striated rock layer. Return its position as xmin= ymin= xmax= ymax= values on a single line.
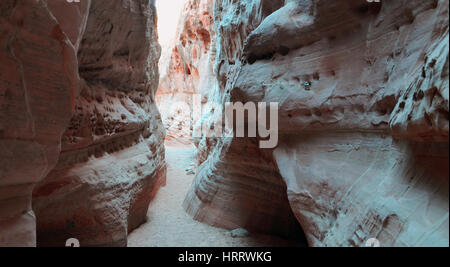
xmin=184 ymin=0 xmax=449 ymax=246
xmin=1 ymin=0 xmax=165 ymax=247
xmin=184 ymin=137 xmax=305 ymax=240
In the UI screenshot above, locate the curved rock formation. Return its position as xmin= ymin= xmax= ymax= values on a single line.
xmin=0 ymin=0 xmax=88 ymax=247
xmin=183 ymin=0 xmax=449 ymax=246
xmin=181 ymin=0 xmax=308 ymax=241
xmin=1 ymin=0 xmax=165 ymax=247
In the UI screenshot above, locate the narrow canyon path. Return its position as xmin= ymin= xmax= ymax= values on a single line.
xmin=128 ymin=144 xmax=301 ymax=247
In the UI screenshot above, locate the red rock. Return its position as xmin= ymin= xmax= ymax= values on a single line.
xmin=156 ymin=0 xmax=216 ymax=146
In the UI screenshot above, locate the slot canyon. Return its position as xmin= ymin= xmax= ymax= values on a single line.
xmin=0 ymin=0 xmax=448 ymax=247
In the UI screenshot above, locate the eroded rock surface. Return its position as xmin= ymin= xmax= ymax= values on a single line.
xmin=184 ymin=0 xmax=449 ymax=246
xmin=1 ymin=0 xmax=165 ymax=247
xmin=32 ymin=0 xmax=165 ymax=247
xmin=156 ymin=0 xmax=216 ymax=145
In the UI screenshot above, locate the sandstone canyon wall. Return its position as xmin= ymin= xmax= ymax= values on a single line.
xmin=183 ymin=0 xmax=449 ymax=246
xmin=0 ymin=0 xmax=165 ymax=247
xmin=157 ymin=0 xmax=306 ymax=240
xmin=156 ymin=0 xmax=216 ymax=145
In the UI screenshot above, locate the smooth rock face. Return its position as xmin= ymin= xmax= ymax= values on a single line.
xmin=183 ymin=0 xmax=449 ymax=246
xmin=0 ymin=0 xmax=165 ymax=247
xmin=156 ymin=0 xmax=216 ymax=145
xmin=184 ymin=137 xmax=306 ymax=240
xmin=0 ymin=0 xmax=87 ymax=247
xmin=275 ymin=134 xmax=448 ymax=246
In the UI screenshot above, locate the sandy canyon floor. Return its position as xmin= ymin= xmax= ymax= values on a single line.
xmin=128 ymin=143 xmax=303 ymax=247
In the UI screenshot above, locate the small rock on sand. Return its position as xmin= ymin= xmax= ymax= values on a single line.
xmin=230 ymin=228 xmax=250 ymax=238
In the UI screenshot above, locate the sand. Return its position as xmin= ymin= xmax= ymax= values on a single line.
xmin=127 ymin=144 xmax=302 ymax=247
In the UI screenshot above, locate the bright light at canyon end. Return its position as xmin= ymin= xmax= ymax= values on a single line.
xmin=156 ymin=0 xmax=187 ymax=49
